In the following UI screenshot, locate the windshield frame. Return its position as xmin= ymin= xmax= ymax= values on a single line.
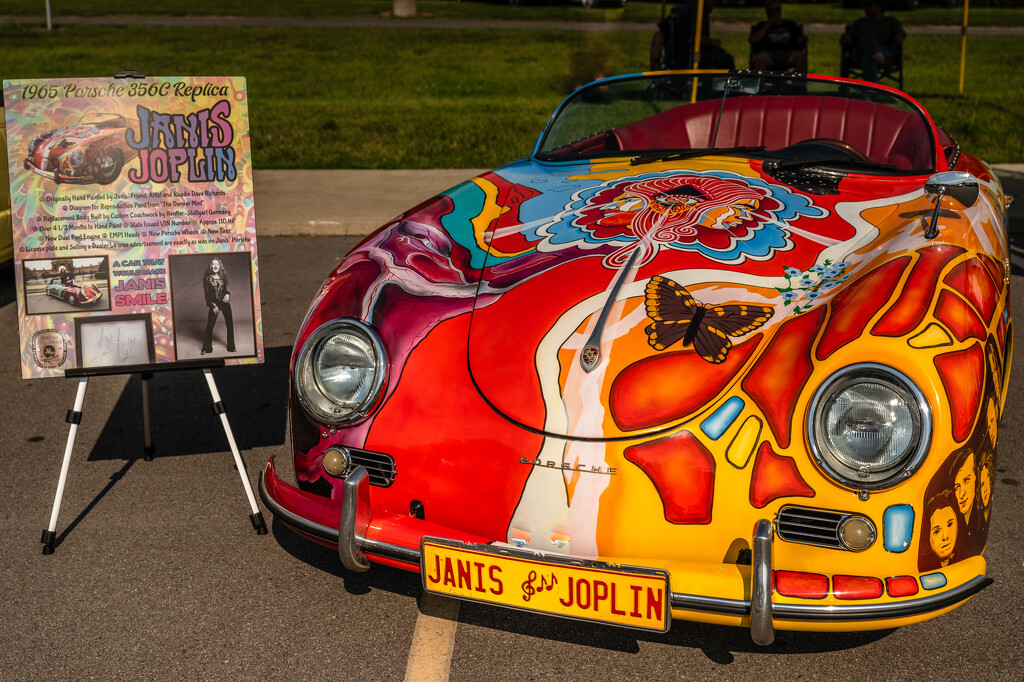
xmin=532 ymin=71 xmax=941 ymax=176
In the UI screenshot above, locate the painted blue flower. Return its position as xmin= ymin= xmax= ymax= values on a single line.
xmin=807 ymin=291 xmax=820 ymax=299
xmin=809 ymin=265 xmax=826 ymax=273
xmin=799 ymin=277 xmax=816 ymax=287
xmin=782 ymin=291 xmax=799 ymax=301
xmin=784 ymin=267 xmax=802 ymax=277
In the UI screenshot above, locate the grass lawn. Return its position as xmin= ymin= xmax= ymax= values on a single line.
xmin=1 ymin=22 xmax=1022 ymax=168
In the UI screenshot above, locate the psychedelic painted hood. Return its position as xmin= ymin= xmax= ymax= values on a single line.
xmin=449 ymin=156 xmax=929 ymax=440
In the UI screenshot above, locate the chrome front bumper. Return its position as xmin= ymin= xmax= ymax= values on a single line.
xmin=260 ymin=463 xmax=992 ymax=644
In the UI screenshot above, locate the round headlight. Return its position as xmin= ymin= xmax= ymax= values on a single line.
xmin=28 ymin=139 xmax=39 ymax=155
xmin=808 ymin=364 xmax=930 ymax=490
xmin=69 ymin=149 xmax=85 ymax=169
xmin=295 ymin=319 xmax=387 ymax=425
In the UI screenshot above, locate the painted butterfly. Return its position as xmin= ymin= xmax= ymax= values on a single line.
xmin=644 ymin=276 xmax=774 ymax=364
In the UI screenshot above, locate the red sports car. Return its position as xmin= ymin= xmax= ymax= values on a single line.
xmin=45 ymin=276 xmax=102 ymax=306
xmin=261 ymin=71 xmax=1011 ymax=644
xmin=23 ymin=113 xmax=139 ymax=185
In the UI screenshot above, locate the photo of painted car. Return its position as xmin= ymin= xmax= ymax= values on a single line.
xmin=45 ymin=276 xmax=103 ymax=306
xmin=260 ymin=71 xmax=1013 ymax=644
xmin=23 ymin=112 xmax=139 ymax=185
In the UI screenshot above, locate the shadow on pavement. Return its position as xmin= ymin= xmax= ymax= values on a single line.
xmin=87 ymin=344 xmax=291 ymax=460
xmin=0 ymin=259 xmax=14 ymax=308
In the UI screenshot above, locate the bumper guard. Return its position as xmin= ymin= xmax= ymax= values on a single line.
xmin=260 ymin=462 xmax=992 ymax=644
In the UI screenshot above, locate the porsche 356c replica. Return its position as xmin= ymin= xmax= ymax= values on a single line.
xmin=23 ymin=112 xmax=139 ymax=185
xmin=261 ymin=71 xmax=1013 ymax=644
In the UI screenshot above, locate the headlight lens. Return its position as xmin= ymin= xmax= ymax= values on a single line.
xmin=808 ymin=364 xmax=930 ymax=489
xmin=28 ymin=139 xmax=39 ymax=155
xmin=69 ymin=149 xmax=85 ymax=168
xmin=295 ymin=319 xmax=387 ymax=425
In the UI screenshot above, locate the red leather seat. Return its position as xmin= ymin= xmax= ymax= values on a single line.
xmin=612 ymin=95 xmax=933 ymax=171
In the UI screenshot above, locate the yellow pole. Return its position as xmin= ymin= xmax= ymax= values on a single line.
xmin=691 ymin=0 xmax=705 ymax=103
xmin=959 ymin=0 xmax=970 ymax=94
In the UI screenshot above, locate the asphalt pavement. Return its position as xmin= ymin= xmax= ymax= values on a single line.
xmin=1 ymin=166 xmax=1024 ymax=679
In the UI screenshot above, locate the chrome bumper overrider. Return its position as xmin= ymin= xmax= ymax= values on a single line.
xmin=259 ymin=465 xmax=992 ymax=644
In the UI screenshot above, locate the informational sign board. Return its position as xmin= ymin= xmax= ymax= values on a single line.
xmin=3 ymin=76 xmax=263 ymax=378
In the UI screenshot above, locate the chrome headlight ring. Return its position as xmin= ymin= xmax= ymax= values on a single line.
xmin=69 ymin=149 xmax=85 ymax=169
xmin=807 ymin=363 xmax=931 ymax=491
xmin=294 ymin=319 xmax=388 ymax=426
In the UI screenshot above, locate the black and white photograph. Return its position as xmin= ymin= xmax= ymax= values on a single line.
xmin=168 ymin=252 xmax=257 ymax=361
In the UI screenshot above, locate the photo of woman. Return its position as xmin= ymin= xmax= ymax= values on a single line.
xmin=202 ymin=257 xmax=235 ymax=355
xmin=168 ymin=252 xmax=256 ymax=361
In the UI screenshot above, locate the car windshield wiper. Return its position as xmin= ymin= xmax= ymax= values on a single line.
xmin=629 ymin=145 xmax=767 ymax=167
xmin=764 ymin=157 xmax=896 ymax=172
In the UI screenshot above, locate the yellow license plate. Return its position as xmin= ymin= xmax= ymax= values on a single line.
xmin=421 ymin=539 xmax=670 ymax=632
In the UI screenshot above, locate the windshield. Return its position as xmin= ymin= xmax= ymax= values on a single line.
xmin=78 ymin=113 xmax=126 ymax=129
xmin=536 ymin=72 xmax=936 ymax=174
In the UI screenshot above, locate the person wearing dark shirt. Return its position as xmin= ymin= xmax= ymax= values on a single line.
xmin=749 ymin=1 xmax=807 ymax=73
xmin=841 ymin=0 xmax=905 ymax=83
xmin=201 ymin=256 xmax=235 ymax=355
xmin=650 ymin=0 xmax=735 ymax=72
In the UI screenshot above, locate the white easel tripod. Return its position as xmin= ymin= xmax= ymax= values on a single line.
xmin=41 ymin=367 xmax=268 ymax=555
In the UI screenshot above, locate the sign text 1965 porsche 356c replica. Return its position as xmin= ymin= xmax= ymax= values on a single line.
xmin=261 ymin=71 xmax=1012 ymax=644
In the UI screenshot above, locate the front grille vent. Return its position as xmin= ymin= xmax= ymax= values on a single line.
xmin=351 ymin=449 xmax=397 ymax=488
xmin=775 ymin=505 xmax=846 ymax=550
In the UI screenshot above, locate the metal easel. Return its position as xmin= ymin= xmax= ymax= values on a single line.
xmin=40 ymin=367 xmax=267 ymax=555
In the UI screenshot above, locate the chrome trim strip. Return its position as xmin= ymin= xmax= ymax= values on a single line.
xmin=750 ymin=519 xmax=775 ymax=645
xmin=338 ymin=467 xmax=370 ymax=572
xmin=580 ymin=249 xmax=641 ymax=372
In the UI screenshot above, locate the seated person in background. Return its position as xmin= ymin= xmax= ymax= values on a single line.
xmin=749 ymin=1 xmax=807 ymax=73
xmin=841 ymin=0 xmax=905 ymax=83
xmin=650 ymin=0 xmax=735 ymax=72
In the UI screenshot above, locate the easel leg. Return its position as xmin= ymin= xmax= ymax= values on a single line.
xmin=202 ymin=369 xmax=267 ymax=535
xmin=141 ymin=372 xmax=155 ymax=461
xmin=42 ymin=377 xmax=89 ymax=555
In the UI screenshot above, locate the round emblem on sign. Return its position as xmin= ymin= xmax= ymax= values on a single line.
xmin=32 ymin=329 xmax=67 ymax=369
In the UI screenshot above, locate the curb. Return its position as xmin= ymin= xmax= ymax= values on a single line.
xmin=253 ymin=164 xmax=1024 ymax=237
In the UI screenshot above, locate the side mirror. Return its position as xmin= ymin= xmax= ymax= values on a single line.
xmin=923 ymin=171 xmax=979 ymax=239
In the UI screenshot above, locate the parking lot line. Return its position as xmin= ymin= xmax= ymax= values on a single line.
xmin=404 ymin=593 xmax=461 ymax=682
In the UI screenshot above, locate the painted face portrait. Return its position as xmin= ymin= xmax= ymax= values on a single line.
xmin=986 ymin=398 xmax=997 ymax=446
xmin=953 ymin=451 xmax=976 ymax=518
xmin=979 ymin=458 xmax=993 ymax=509
xmin=929 ymin=505 xmax=958 ymax=561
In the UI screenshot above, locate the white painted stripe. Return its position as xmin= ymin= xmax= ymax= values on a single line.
xmin=403 ymin=594 xmax=461 ymax=682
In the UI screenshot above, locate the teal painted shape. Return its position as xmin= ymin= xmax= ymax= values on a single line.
xmin=883 ymin=504 xmax=914 ymax=553
xmin=700 ymin=397 xmax=745 ymax=440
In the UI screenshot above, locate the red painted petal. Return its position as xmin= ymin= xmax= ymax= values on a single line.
xmin=872 ymin=245 xmax=965 ymax=337
xmin=944 ymin=258 xmax=999 ymax=325
xmin=749 ymin=441 xmax=815 ymax=509
xmin=818 ymin=257 xmax=910 ymax=360
xmin=934 ymin=290 xmax=986 ymax=342
xmin=934 ymin=343 xmax=985 ymax=443
xmin=624 ymin=431 xmax=715 ymax=524
xmin=611 ymin=335 xmax=760 ymax=432
xmin=978 ymin=253 xmax=1005 ymax=294
xmin=885 ymin=575 xmax=920 ymax=598
xmin=833 ymin=575 xmax=884 ymax=600
xmin=742 ymin=308 xmax=824 ymax=448
xmin=775 ymin=570 xmax=828 ymax=599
